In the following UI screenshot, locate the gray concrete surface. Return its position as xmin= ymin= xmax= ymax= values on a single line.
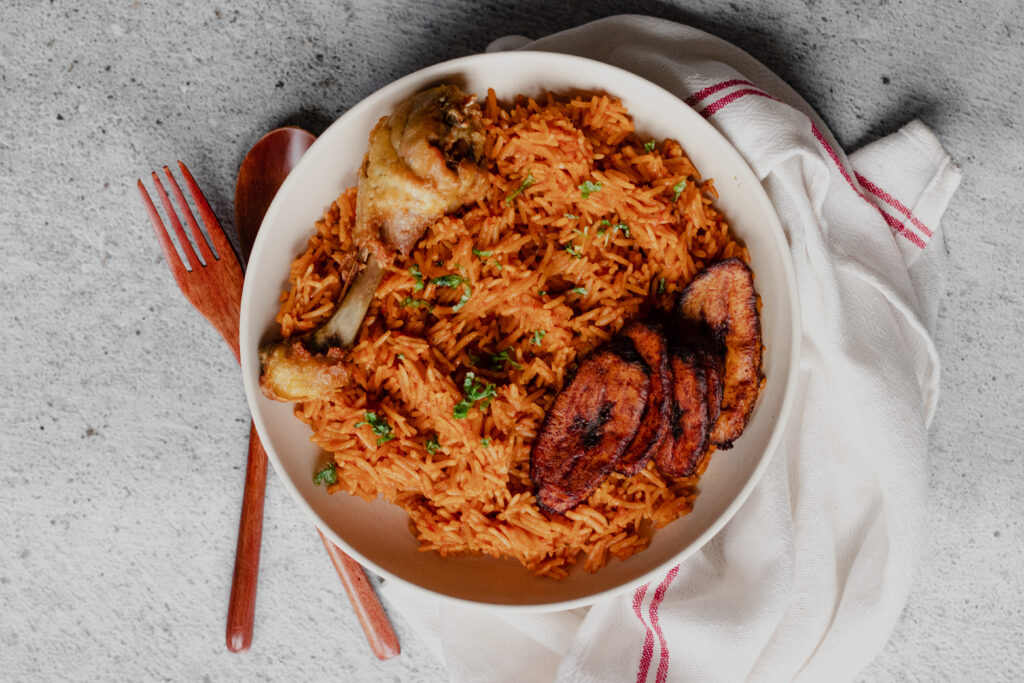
xmin=1 ymin=1 xmax=1021 ymax=681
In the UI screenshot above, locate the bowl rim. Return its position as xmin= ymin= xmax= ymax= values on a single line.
xmin=240 ymin=50 xmax=801 ymax=612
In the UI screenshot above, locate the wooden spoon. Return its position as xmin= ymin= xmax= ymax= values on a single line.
xmin=229 ymin=126 xmax=400 ymax=659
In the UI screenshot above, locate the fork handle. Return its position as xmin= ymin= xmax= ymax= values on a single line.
xmin=225 ymin=422 xmax=268 ymax=653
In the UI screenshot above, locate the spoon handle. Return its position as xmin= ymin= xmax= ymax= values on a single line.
xmin=318 ymin=529 xmax=401 ymax=660
xmin=225 ymin=422 xmax=268 ymax=653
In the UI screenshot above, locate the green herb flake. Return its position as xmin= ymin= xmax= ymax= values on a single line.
xmin=472 ymin=248 xmax=493 ymax=259
xmin=410 ymin=264 xmax=424 ymax=291
xmin=644 ymin=140 xmax=656 ymax=153
xmin=429 ymin=273 xmax=465 ymax=288
xmin=425 ymin=437 xmax=440 ymax=455
xmin=571 ymin=286 xmax=587 ymax=296
xmin=354 ymin=411 xmax=395 ymax=446
xmin=578 ymin=180 xmax=602 ymax=200
xmin=657 ymin=277 xmax=666 ymax=294
xmin=601 ymin=219 xmax=611 ymax=226
xmin=480 ymin=438 xmax=490 ymax=447
xmin=452 ymin=283 xmax=472 ymax=312
xmin=530 ymin=329 xmax=546 ymax=346
xmin=672 ymin=180 xmax=687 ymax=202
xmin=487 ymin=349 xmax=523 ymax=371
xmin=396 ymin=353 xmax=405 ymax=360
xmin=313 ymin=463 xmax=338 ymax=487
xmin=401 ymin=297 xmax=434 ymax=311
xmin=612 ymin=222 xmax=631 ymax=238
xmin=505 ymin=173 xmax=536 ymax=205
xmin=564 ymin=213 xmax=578 ymax=220
xmin=453 ymin=372 xmax=497 ymax=419
xmin=564 ymin=243 xmax=583 ymax=259
xmin=538 ymin=290 xmax=547 ymax=297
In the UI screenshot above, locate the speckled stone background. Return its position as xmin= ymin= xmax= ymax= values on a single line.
xmin=1 ymin=1 xmax=1021 ymax=681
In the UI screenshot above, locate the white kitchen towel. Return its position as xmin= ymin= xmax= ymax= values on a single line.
xmin=381 ymin=15 xmax=961 ymax=682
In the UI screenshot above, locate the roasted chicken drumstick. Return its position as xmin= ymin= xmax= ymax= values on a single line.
xmin=259 ymin=84 xmax=488 ymax=403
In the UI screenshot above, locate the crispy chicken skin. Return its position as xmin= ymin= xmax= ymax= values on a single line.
xmin=353 ymin=84 xmax=489 ymax=263
xmin=258 ymin=340 xmax=353 ymax=402
xmin=655 ymin=348 xmax=711 ymax=477
xmin=615 ymin=321 xmax=672 ymax=476
xmin=677 ymin=258 xmax=763 ymax=449
xmin=530 ymin=340 xmax=650 ymax=514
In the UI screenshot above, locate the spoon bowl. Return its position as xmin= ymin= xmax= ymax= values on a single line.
xmin=235 ymin=127 xmax=317 ymax=262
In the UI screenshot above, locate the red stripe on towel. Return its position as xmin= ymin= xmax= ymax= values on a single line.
xmin=650 ymin=565 xmax=681 ymax=683
xmin=633 ymin=583 xmax=655 ymax=683
xmin=696 ymin=83 xmax=928 ymax=249
xmin=684 ymin=79 xmax=757 ymax=106
xmin=698 ymin=87 xmax=780 ymax=117
xmin=855 ymin=171 xmax=935 ymax=237
xmin=810 ymin=123 xmax=927 ymax=248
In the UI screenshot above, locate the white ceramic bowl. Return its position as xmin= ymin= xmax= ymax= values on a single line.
xmin=240 ymin=51 xmax=800 ymax=611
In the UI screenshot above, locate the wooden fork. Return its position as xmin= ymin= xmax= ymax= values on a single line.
xmin=138 ymin=162 xmax=400 ymax=659
xmin=139 ymin=163 xmax=244 ymax=358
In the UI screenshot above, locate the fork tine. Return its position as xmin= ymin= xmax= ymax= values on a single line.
xmin=178 ymin=161 xmax=236 ymax=263
xmin=149 ymin=171 xmax=202 ymax=272
xmin=163 ymin=165 xmax=217 ymax=266
xmin=138 ymin=179 xmax=191 ymax=278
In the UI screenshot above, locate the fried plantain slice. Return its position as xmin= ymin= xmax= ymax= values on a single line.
xmin=677 ymin=258 xmax=763 ymax=449
xmin=530 ymin=341 xmax=650 ymax=514
xmin=655 ymin=348 xmax=710 ymax=477
xmin=616 ymin=321 xmax=672 ymax=476
xmin=698 ymin=348 xmax=724 ymax=432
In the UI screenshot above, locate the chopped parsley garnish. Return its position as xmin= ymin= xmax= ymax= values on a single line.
xmin=401 ymin=297 xmax=434 ymax=310
xmin=425 ymin=436 xmax=440 ymax=455
xmin=428 ymin=273 xmax=472 ymax=311
xmin=410 ymin=264 xmax=424 ymax=291
xmin=644 ymin=140 xmax=656 ymax=153
xmin=612 ymin=222 xmax=631 ymax=238
xmin=429 ymin=273 xmax=465 ymax=288
xmin=453 ymin=372 xmax=497 ymax=419
xmin=530 ymin=329 xmax=546 ymax=346
xmin=578 ymin=180 xmax=602 ymax=199
xmin=657 ymin=277 xmax=666 ymax=294
xmin=453 ymin=283 xmax=472 ymax=312
xmin=600 ymin=219 xmax=611 ymax=226
xmin=313 ymin=463 xmax=337 ymax=487
xmin=571 ymin=286 xmax=587 ymax=295
xmin=672 ymin=180 xmax=687 ymax=202
xmin=480 ymin=437 xmax=490 ymax=447
xmin=564 ymin=243 xmax=583 ymax=259
xmin=354 ymin=411 xmax=394 ymax=446
xmin=505 ymin=173 xmax=536 ymax=204
xmin=538 ymin=290 xmax=547 ymax=297
xmin=474 ymin=250 xmax=503 ymax=270
xmin=564 ymin=213 xmax=578 ymax=220
xmin=487 ymin=349 xmax=523 ymax=371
